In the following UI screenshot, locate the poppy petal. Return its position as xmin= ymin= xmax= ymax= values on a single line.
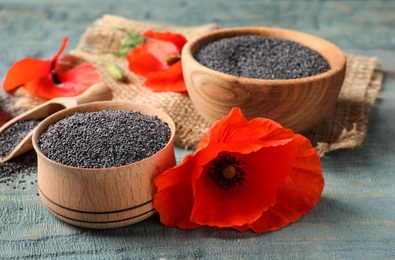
xmin=143 ymin=62 xmax=186 ymax=92
xmin=154 ymin=154 xmax=202 ymax=229
xmin=55 ymin=62 xmax=100 ymax=96
xmin=143 ymin=30 xmax=188 ymax=53
xmin=23 ymin=62 xmax=99 ymax=99
xmin=144 ymin=60 xmax=183 ymax=80
xmin=190 ymin=139 xmax=298 ymax=227
xmin=127 ymin=45 xmax=167 ymax=77
xmin=127 ymin=39 xmax=182 ymax=77
xmin=144 ymin=75 xmax=186 ymax=92
xmin=234 ymin=134 xmax=324 ymax=233
xmin=144 ymin=39 xmax=180 ymax=62
xmin=2 ymin=58 xmax=52 ymax=92
xmin=197 ymin=107 xmax=248 ymax=150
xmin=197 ymin=107 xmax=295 ymax=150
xmin=194 ymin=140 xmax=292 ymax=168
xmin=53 ymin=38 xmax=68 ymax=62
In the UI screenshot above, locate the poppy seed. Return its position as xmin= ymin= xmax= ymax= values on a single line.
xmin=194 ymin=35 xmax=330 ymax=80
xmin=37 ymin=110 xmax=171 ymax=168
xmin=0 ymin=150 xmax=37 ymax=183
xmin=0 ymin=120 xmax=42 ymax=158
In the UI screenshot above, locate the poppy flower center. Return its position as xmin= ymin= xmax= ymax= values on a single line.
xmin=222 ymin=165 xmax=236 ymax=179
xmin=166 ymin=55 xmax=181 ymax=66
xmin=207 ymin=153 xmax=246 ymax=190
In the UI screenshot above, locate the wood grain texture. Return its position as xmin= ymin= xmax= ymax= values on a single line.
xmin=182 ymin=27 xmax=346 ymax=133
xmin=32 ymin=101 xmax=176 ymax=228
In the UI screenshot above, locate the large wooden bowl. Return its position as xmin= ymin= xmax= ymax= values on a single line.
xmin=182 ymin=27 xmax=346 ymax=133
xmin=32 ymin=101 xmax=176 ymax=229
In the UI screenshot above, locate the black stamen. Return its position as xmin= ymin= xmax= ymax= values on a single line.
xmin=52 ymin=71 xmax=62 ymax=85
xmin=207 ymin=152 xmax=246 ymax=190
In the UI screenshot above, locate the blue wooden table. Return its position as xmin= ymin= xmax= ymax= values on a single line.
xmin=0 ymin=0 xmax=394 ymax=259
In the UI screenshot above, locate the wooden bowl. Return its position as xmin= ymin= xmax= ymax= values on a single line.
xmin=32 ymin=101 xmax=176 ymax=229
xmin=182 ymin=27 xmax=346 ymax=133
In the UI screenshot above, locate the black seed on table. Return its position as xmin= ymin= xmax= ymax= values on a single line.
xmin=37 ymin=110 xmax=171 ymax=169
xmin=194 ymin=35 xmax=330 ymax=80
xmin=0 ymin=150 xmax=38 ymax=183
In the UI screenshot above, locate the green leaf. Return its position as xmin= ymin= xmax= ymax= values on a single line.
xmin=101 ymin=28 xmax=146 ymax=57
xmin=117 ymin=28 xmax=146 ymax=55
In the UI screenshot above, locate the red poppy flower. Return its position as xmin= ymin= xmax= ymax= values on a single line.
xmin=2 ymin=38 xmax=100 ymax=99
xmin=127 ymin=30 xmax=187 ymax=92
xmin=154 ymin=107 xmax=324 ymax=233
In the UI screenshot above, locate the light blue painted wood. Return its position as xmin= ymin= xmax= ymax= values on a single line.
xmin=0 ymin=0 xmax=394 ymax=258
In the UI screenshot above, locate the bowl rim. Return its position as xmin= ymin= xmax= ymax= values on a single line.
xmin=32 ymin=101 xmax=176 ymax=172
xmin=182 ymin=26 xmax=346 ymax=85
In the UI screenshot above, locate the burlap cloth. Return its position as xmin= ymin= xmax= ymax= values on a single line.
xmin=22 ymin=15 xmax=386 ymax=156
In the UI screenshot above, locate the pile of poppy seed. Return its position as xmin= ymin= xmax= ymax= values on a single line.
xmin=37 ymin=110 xmax=171 ymax=168
xmin=0 ymin=97 xmax=38 ymax=188
xmin=0 ymin=120 xmax=42 ymax=158
xmin=194 ymin=35 xmax=330 ymax=79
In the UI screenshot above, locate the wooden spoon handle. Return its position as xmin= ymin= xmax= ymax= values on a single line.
xmin=74 ymin=82 xmax=113 ymax=106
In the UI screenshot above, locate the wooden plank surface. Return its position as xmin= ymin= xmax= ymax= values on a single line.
xmin=1 ymin=0 xmax=394 ymax=259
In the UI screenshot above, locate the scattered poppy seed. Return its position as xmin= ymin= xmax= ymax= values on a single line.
xmin=37 ymin=110 xmax=171 ymax=168
xmin=0 ymin=120 xmax=42 ymax=158
xmin=194 ymin=35 xmax=330 ymax=80
xmin=0 ymin=150 xmax=37 ymax=184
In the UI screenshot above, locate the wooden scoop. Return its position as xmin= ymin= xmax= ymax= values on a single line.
xmin=0 ymin=82 xmax=112 ymax=163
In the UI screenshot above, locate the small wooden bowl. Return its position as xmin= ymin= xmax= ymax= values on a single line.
xmin=32 ymin=101 xmax=176 ymax=229
xmin=182 ymin=27 xmax=346 ymax=133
